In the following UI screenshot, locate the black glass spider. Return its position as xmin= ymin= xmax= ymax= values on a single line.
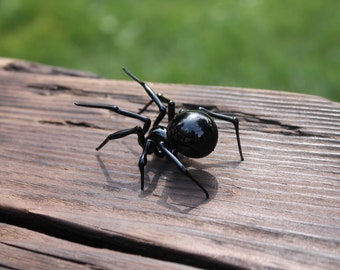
xmin=75 ymin=68 xmax=244 ymax=198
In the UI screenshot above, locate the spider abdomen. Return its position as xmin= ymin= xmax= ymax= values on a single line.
xmin=167 ymin=110 xmax=218 ymax=158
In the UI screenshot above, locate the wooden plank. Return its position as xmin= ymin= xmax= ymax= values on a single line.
xmin=0 ymin=223 xmax=197 ymax=270
xmin=0 ymin=57 xmax=339 ymax=269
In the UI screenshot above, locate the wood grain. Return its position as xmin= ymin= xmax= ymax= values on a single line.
xmin=0 ymin=57 xmax=339 ymax=269
xmin=0 ymin=222 xmax=197 ymax=270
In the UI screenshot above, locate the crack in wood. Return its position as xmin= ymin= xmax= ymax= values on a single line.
xmin=27 ymin=83 xmax=96 ymax=97
xmin=4 ymin=62 xmax=101 ymax=78
xmin=39 ymin=120 xmax=107 ymax=130
xmin=27 ymin=83 xmax=148 ymax=108
xmin=240 ymin=112 xmax=330 ymax=138
xmin=38 ymin=120 xmax=66 ymax=126
xmin=0 ymin=206 xmax=243 ymax=270
xmin=0 ymin=262 xmax=19 ymax=270
xmin=243 ymin=114 xmax=300 ymax=130
xmin=65 ymin=121 xmax=105 ymax=129
xmin=0 ymin=241 xmax=92 ymax=268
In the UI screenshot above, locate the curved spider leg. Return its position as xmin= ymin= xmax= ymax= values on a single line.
xmin=96 ymin=126 xmax=145 ymax=151
xmin=137 ymin=93 xmax=175 ymax=122
xmin=138 ymin=139 xmax=154 ymax=190
xmin=157 ymin=93 xmax=175 ymax=122
xmin=158 ymin=142 xmax=209 ymax=199
xmin=122 ymin=67 xmax=166 ymax=127
xmin=199 ymin=107 xmax=244 ymax=161
xmin=74 ymin=102 xmax=151 ymax=134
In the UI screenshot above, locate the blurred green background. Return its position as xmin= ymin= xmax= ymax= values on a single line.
xmin=1 ymin=0 xmax=339 ymax=101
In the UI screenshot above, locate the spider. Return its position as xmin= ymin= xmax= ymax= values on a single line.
xmin=75 ymin=67 xmax=244 ymax=198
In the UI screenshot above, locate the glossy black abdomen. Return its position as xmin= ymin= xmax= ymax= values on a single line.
xmin=167 ymin=110 xmax=218 ymax=158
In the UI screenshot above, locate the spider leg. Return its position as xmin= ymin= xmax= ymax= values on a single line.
xmin=158 ymin=142 xmax=209 ymax=199
xmin=96 ymin=126 xmax=145 ymax=151
xmin=138 ymin=93 xmax=176 ymax=122
xmin=122 ymin=67 xmax=166 ymax=127
xmin=157 ymin=93 xmax=175 ymax=122
xmin=138 ymin=93 xmax=175 ymax=122
xmin=138 ymin=139 xmax=154 ymax=190
xmin=74 ymin=102 xmax=151 ymax=133
xmin=199 ymin=107 xmax=244 ymax=161
xmin=138 ymin=99 xmax=153 ymax=114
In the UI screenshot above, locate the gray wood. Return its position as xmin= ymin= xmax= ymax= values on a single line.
xmin=0 ymin=57 xmax=339 ymax=269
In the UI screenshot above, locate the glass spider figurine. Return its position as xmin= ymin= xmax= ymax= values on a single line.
xmin=75 ymin=67 xmax=244 ymax=198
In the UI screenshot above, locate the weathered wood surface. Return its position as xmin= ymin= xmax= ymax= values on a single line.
xmin=0 ymin=223 xmax=196 ymax=270
xmin=0 ymin=57 xmax=339 ymax=269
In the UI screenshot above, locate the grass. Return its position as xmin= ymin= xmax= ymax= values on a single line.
xmin=1 ymin=0 xmax=339 ymax=101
